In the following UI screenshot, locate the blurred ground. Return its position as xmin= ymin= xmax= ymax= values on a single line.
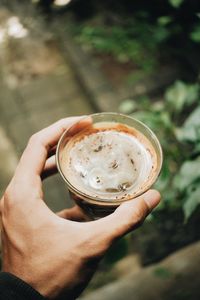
xmin=0 ymin=5 xmax=94 ymax=211
xmin=80 ymin=242 xmax=200 ymax=300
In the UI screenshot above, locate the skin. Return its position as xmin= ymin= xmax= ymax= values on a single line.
xmin=0 ymin=116 xmax=161 ymax=299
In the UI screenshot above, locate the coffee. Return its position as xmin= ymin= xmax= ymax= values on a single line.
xmin=56 ymin=113 xmax=162 ymax=219
xmin=60 ymin=122 xmax=157 ymax=202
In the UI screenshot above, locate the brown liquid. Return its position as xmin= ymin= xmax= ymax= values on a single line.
xmin=59 ymin=122 xmax=158 ymax=205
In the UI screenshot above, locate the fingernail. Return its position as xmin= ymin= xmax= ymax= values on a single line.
xmin=143 ymin=189 xmax=161 ymax=210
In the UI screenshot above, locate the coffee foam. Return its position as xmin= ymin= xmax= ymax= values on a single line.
xmin=60 ymin=122 xmax=157 ymax=201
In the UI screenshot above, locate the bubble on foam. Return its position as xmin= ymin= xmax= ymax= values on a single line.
xmin=63 ymin=129 xmax=154 ymax=200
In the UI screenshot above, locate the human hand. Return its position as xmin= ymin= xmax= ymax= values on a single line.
xmin=0 ymin=117 xmax=160 ymax=299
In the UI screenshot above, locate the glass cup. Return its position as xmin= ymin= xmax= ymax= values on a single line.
xmin=56 ymin=113 xmax=163 ymax=219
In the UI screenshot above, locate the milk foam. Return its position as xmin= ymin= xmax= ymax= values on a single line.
xmin=61 ymin=124 xmax=156 ymax=201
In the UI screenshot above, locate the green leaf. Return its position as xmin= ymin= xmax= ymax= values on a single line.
xmin=157 ymin=16 xmax=173 ymax=26
xmin=169 ymin=0 xmax=184 ymax=8
xmin=118 ymin=99 xmax=137 ymax=114
xmin=152 ymin=27 xmax=170 ymax=43
xmin=174 ymin=157 xmax=200 ymax=191
xmin=154 ymin=161 xmax=171 ymax=191
xmin=176 ymin=106 xmax=200 ymax=142
xmin=131 ymin=110 xmax=172 ymax=133
xmin=183 ymin=185 xmax=200 ymax=221
xmin=190 ymin=25 xmax=200 ymax=43
xmin=165 ymin=81 xmax=199 ymax=112
xmin=131 ymin=111 xmax=158 ymax=131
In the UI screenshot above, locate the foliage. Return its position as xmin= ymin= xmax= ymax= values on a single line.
xmin=168 ymin=0 xmax=185 ymax=8
xmin=165 ymin=81 xmax=199 ymax=113
xmin=72 ymin=25 xmax=155 ymax=70
xmin=70 ymin=0 xmax=200 ymax=76
xmin=72 ymin=16 xmax=172 ymax=72
xmin=119 ymin=81 xmax=200 ymax=221
xmin=174 ymin=104 xmax=200 ymax=221
xmin=190 ymin=24 xmax=200 ymax=43
xmin=176 ymin=106 xmax=200 ymax=146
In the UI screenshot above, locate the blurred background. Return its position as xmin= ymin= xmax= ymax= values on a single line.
xmin=0 ymin=0 xmax=200 ymax=299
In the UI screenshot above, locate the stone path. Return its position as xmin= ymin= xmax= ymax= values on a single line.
xmin=0 ymin=6 xmax=94 ymax=211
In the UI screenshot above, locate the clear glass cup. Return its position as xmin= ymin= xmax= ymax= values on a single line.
xmin=56 ymin=113 xmax=163 ymax=219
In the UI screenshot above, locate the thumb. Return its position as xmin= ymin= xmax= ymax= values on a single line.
xmin=93 ymin=189 xmax=161 ymax=243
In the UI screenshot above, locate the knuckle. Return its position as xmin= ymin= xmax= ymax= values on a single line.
xmin=28 ymin=133 xmax=41 ymax=145
xmin=58 ymin=118 xmax=72 ymax=132
xmin=2 ymin=191 xmax=12 ymax=213
xmin=3 ymin=184 xmax=20 ymax=210
xmin=59 ymin=118 xmax=66 ymax=124
xmin=132 ymin=202 xmax=149 ymax=225
xmin=4 ymin=186 xmax=12 ymax=201
xmin=133 ymin=207 xmax=144 ymax=224
xmin=117 ymin=200 xmax=149 ymax=233
xmin=56 ymin=118 xmax=67 ymax=128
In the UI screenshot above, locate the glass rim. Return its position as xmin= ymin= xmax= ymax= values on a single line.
xmin=56 ymin=112 xmax=163 ymax=206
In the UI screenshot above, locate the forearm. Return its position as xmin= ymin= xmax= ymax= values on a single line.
xmin=0 ymin=272 xmax=46 ymax=300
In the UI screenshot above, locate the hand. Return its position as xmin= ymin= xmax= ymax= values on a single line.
xmin=0 ymin=117 xmax=160 ymax=299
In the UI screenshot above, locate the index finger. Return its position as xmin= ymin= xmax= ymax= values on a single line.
xmin=15 ymin=116 xmax=91 ymax=180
